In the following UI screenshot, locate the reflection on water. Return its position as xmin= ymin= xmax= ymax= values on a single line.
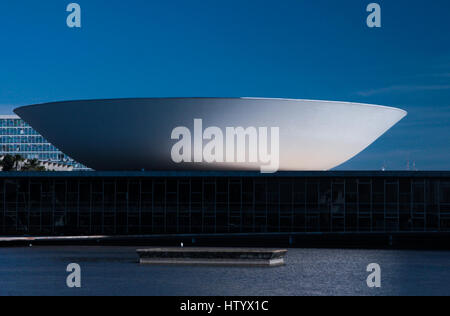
xmin=0 ymin=246 xmax=449 ymax=296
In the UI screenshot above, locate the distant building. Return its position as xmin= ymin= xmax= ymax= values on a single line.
xmin=0 ymin=115 xmax=88 ymax=171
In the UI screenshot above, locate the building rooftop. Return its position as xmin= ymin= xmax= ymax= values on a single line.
xmin=0 ymin=170 xmax=449 ymax=178
xmin=0 ymin=115 xmax=20 ymax=119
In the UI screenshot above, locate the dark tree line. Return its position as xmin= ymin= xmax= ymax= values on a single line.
xmin=0 ymin=154 xmax=46 ymax=172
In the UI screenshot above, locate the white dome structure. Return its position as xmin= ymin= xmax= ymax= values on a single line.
xmin=14 ymin=98 xmax=407 ymax=172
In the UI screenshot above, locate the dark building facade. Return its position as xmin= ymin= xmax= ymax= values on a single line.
xmin=0 ymin=171 xmax=449 ymax=236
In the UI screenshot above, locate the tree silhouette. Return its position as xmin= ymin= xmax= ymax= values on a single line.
xmin=1 ymin=155 xmax=46 ymax=172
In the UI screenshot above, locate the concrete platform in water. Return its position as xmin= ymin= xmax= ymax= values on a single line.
xmin=136 ymin=247 xmax=288 ymax=266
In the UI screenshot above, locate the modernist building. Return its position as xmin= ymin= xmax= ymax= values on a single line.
xmin=0 ymin=115 xmax=88 ymax=171
xmin=14 ymin=98 xmax=407 ymax=172
xmin=5 ymin=98 xmax=447 ymax=245
xmin=0 ymin=171 xmax=449 ymax=238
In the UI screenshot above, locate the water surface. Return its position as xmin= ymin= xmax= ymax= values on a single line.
xmin=0 ymin=246 xmax=449 ymax=296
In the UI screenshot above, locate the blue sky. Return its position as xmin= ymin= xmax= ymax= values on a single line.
xmin=0 ymin=0 xmax=449 ymax=170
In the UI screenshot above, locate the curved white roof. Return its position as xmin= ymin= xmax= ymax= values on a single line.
xmin=14 ymin=98 xmax=407 ymax=171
